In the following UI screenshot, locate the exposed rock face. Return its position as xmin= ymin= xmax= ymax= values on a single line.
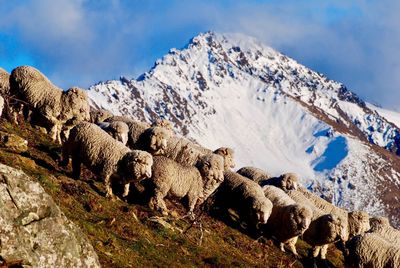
xmin=0 ymin=164 xmax=100 ymax=268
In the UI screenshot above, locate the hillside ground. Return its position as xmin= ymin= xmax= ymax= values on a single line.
xmin=0 ymin=119 xmax=345 ymax=268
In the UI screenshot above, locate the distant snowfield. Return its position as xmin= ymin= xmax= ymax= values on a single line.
xmin=88 ymin=32 xmax=400 ymax=221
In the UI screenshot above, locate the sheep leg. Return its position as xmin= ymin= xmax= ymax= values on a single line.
xmin=122 ymin=183 xmax=130 ymax=198
xmin=320 ymin=244 xmax=329 ymax=260
xmin=312 ymin=246 xmax=321 ymax=258
xmin=71 ymin=155 xmax=81 ymax=179
xmin=104 ymin=175 xmax=115 ymax=200
xmin=186 ymin=190 xmax=198 ymax=220
xmin=286 ymin=237 xmax=299 ymax=257
xmin=151 ymin=189 xmax=169 ymax=215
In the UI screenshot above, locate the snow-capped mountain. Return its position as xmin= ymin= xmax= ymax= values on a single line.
xmin=87 ymin=32 xmax=400 ymax=227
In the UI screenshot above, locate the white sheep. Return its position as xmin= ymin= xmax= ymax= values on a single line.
xmin=237 ymin=166 xmax=272 ymax=185
xmin=217 ymin=171 xmax=273 ymax=227
xmin=213 ymin=147 xmax=235 ymax=170
xmin=61 ymin=122 xmax=153 ymax=200
xmin=9 ymin=66 xmax=90 ymax=143
xmin=149 ymin=154 xmax=224 ymax=218
xmin=262 ymin=185 xmax=313 ymax=256
xmin=297 ymin=187 xmax=370 ymax=239
xmin=98 ymin=121 xmax=129 ymax=145
xmin=90 ymin=108 xmax=113 ymax=124
xmin=106 ymin=116 xmax=171 ymax=155
xmin=0 ymin=67 xmax=9 ymax=95
xmin=369 ymin=216 xmax=400 ymax=245
xmin=287 ymin=189 xmax=348 ymax=259
xmin=347 ymin=233 xmax=400 ymax=268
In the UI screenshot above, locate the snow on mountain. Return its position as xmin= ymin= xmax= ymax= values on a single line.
xmin=87 ymin=32 xmax=400 ymax=226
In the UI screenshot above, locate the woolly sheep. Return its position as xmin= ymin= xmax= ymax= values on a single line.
xmin=297 ymin=187 xmax=370 ymax=239
xmin=149 ymin=154 xmax=224 ymax=218
xmin=0 ymin=67 xmax=9 ymax=95
xmin=61 ymin=122 xmax=153 ymax=199
xmin=287 ymin=189 xmax=348 ymax=259
xmin=347 ymin=233 xmax=400 ymax=268
xmin=98 ymin=121 xmax=129 ymax=145
xmin=9 ymin=66 xmax=90 ymax=143
xmin=237 ymin=166 xmax=272 ymax=185
xmin=151 ymin=118 xmax=175 ymax=136
xmin=262 ymin=185 xmax=313 ymax=256
xmin=369 ymin=216 xmax=400 ymax=245
xmin=106 ymin=116 xmax=171 ymax=155
xmin=217 ymin=171 xmax=273 ymax=227
xmin=90 ymin=108 xmax=113 ymax=124
xmin=214 ymin=147 xmax=235 ymax=170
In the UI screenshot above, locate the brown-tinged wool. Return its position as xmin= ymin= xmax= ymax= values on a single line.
xmin=151 ymin=118 xmax=175 ymax=136
xmin=0 ymin=67 xmax=10 ymax=95
xmin=89 ymin=108 xmax=113 ymax=124
xmin=287 ymin=189 xmax=348 ymax=259
xmin=62 ymin=122 xmax=153 ymax=199
xmin=297 ymin=187 xmax=370 ymax=239
xmin=106 ymin=116 xmax=171 ymax=155
xmin=219 ymin=171 xmax=273 ymax=226
xmin=237 ymin=166 xmax=272 ymax=185
xmin=369 ymin=216 xmax=400 ymax=245
xmin=9 ymin=66 xmax=90 ymax=143
xmin=347 ymin=233 xmax=400 ymax=268
xmin=149 ymin=154 xmax=224 ymax=217
xmin=98 ymin=121 xmax=129 ymax=145
xmin=262 ymin=185 xmax=313 ymax=256
xmin=214 ymin=147 xmax=235 ymax=170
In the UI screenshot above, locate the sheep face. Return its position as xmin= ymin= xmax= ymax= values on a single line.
xmin=196 ymin=154 xmax=225 ymax=183
xmin=214 ymin=147 xmax=235 ymax=169
xmin=90 ymin=108 xmax=113 ymax=124
xmin=110 ymin=121 xmax=129 ymax=145
xmin=121 ymin=151 xmax=153 ymax=182
xmin=152 ymin=119 xmax=174 ymax=134
xmin=252 ymin=198 xmax=272 ymax=225
xmin=287 ymin=204 xmax=313 ymax=234
xmin=63 ymin=87 xmax=90 ymax=121
xmin=348 ymin=211 xmax=370 ymax=237
xmin=148 ymin=127 xmax=171 ymax=155
xmin=369 ymin=216 xmax=390 ymax=231
xmin=280 ymin=173 xmax=299 ymax=191
xmin=317 ymin=214 xmax=346 ymax=243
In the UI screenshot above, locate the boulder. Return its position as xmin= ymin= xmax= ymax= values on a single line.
xmin=0 ymin=163 xmax=100 ymax=267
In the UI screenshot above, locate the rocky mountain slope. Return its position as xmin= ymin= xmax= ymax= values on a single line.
xmin=87 ymin=32 xmax=400 ymax=227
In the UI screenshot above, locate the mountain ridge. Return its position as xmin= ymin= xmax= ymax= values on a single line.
xmin=87 ymin=31 xmax=400 ymax=227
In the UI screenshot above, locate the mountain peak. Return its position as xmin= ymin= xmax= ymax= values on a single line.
xmin=87 ymin=31 xmax=400 ymax=227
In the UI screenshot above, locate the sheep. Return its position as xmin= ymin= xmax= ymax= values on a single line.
xmin=148 ymin=154 xmax=224 ymax=218
xmin=9 ymin=66 xmax=90 ymax=143
xmin=262 ymin=185 xmax=313 ymax=256
xmin=106 ymin=116 xmax=171 ymax=155
xmin=237 ymin=166 xmax=272 ymax=185
xmin=61 ymin=122 xmax=153 ymax=200
xmin=0 ymin=67 xmax=10 ymax=95
xmin=216 ymin=171 xmax=273 ymax=228
xmin=369 ymin=216 xmax=400 ymax=245
xmin=98 ymin=121 xmax=129 ymax=145
xmin=238 ymin=168 xmax=298 ymax=191
xmin=297 ymin=187 xmax=370 ymax=239
xmin=346 ymin=233 xmax=400 ymax=268
xmin=214 ymin=147 xmax=235 ymax=170
xmin=287 ymin=189 xmax=348 ymax=259
xmin=151 ymin=118 xmax=175 ymax=136
xmin=90 ymin=107 xmax=113 ymax=124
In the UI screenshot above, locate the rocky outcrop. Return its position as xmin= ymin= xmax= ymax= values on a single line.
xmin=0 ymin=164 xmax=100 ymax=268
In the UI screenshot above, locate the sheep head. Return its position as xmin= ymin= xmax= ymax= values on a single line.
xmin=147 ymin=127 xmax=171 ymax=155
xmin=214 ymin=147 xmax=235 ymax=170
xmin=369 ymin=216 xmax=390 ymax=232
xmin=348 ymin=211 xmax=370 ymax=238
xmin=62 ymin=87 xmax=90 ymax=122
xmin=251 ymin=196 xmax=273 ymax=225
xmin=90 ymin=108 xmax=113 ymax=124
xmin=286 ymin=204 xmax=313 ymax=235
xmin=109 ymin=121 xmax=129 ymax=145
xmin=152 ymin=118 xmax=175 ymax=135
xmin=120 ymin=150 xmax=153 ymax=182
xmin=279 ymin=173 xmax=299 ymax=191
xmin=196 ymin=154 xmax=224 ymax=182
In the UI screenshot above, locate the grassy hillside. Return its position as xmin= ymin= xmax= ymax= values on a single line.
xmin=0 ymin=119 xmax=345 ymax=268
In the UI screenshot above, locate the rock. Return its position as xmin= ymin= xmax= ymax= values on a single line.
xmin=0 ymin=131 xmax=28 ymax=153
xmin=0 ymin=164 xmax=100 ymax=268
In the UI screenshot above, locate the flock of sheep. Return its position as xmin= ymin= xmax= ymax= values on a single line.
xmin=0 ymin=65 xmax=399 ymax=267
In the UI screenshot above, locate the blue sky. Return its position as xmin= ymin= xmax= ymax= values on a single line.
xmin=1 ymin=0 xmax=399 ymax=109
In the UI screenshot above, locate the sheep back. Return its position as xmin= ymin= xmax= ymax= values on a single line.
xmin=237 ymin=166 xmax=272 ymax=185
